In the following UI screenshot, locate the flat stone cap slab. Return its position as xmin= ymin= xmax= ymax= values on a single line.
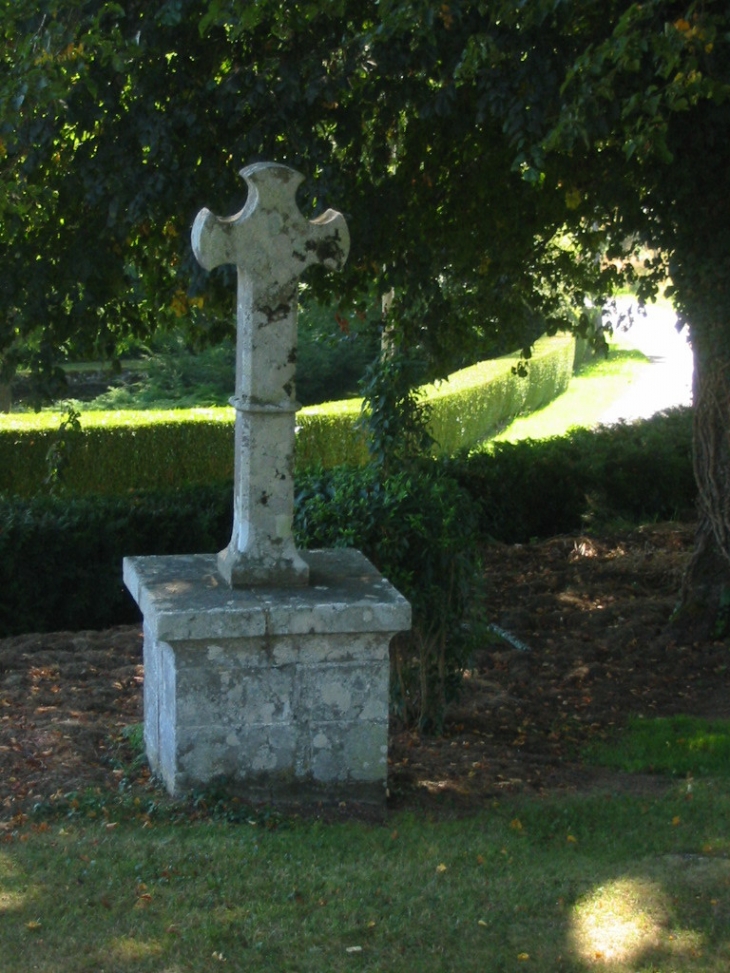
xmin=124 ymin=548 xmax=411 ymax=642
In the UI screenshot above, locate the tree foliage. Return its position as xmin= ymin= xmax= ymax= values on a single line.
xmin=2 ymin=0 xmax=613 ymax=402
xmin=490 ymin=0 xmax=730 ymax=620
xmin=4 ymin=1 xmax=728 ymax=376
xmin=4 ymin=0 xmax=730 ymax=620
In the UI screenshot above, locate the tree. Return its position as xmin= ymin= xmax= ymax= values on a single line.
xmin=557 ymin=1 xmax=730 ymax=629
xmin=4 ymin=0 xmax=730 ymax=625
xmin=459 ymin=0 xmax=730 ymax=629
xmin=0 ymin=0 xmax=601 ymax=402
xmin=320 ymin=0 xmax=730 ymax=627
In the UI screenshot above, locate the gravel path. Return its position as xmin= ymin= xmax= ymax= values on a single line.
xmin=599 ymin=299 xmax=693 ymax=425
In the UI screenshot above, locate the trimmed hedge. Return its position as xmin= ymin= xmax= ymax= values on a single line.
xmin=0 ymin=334 xmax=575 ymax=497
xmin=0 ymin=409 xmax=234 ymax=497
xmin=0 ymin=408 xmax=696 ymax=638
xmin=296 ymin=398 xmax=368 ymax=468
xmin=426 ymin=334 xmax=575 ymax=455
xmin=454 ymin=407 xmax=696 ymax=543
xmin=0 ymin=484 xmax=232 ymax=637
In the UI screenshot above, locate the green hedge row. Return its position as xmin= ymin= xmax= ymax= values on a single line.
xmin=0 ymin=335 xmax=574 ymax=497
xmin=0 ymin=410 xmax=234 ymax=498
xmin=0 ymin=483 xmax=232 ymax=637
xmin=454 ymin=407 xmax=696 ymax=543
xmin=0 ymin=408 xmax=695 ymax=638
xmin=426 ymin=334 xmax=575 ymax=455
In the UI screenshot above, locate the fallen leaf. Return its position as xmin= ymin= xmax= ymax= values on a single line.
xmin=436 ymin=863 xmax=447 ymax=873
xmin=518 ymin=953 xmax=530 ymax=961
xmin=26 ymin=921 xmax=42 ymax=931
xmin=510 ymin=818 xmax=523 ymax=831
xmin=345 ymin=946 xmax=363 ymax=953
xmin=567 ymin=834 xmax=578 ymax=843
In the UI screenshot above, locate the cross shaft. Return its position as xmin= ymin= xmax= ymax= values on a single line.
xmin=192 ymin=162 xmax=349 ymax=586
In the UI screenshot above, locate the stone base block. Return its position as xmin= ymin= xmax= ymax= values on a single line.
xmin=123 ymin=549 xmax=411 ymax=805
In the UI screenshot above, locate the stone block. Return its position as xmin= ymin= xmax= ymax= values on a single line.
xmin=124 ymin=548 xmax=410 ymax=805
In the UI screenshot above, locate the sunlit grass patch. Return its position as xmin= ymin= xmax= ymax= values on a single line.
xmin=584 ymin=715 xmax=730 ymax=778
xmin=488 ymin=348 xmax=651 ymax=444
xmin=568 ymin=862 xmax=729 ymax=971
xmin=2 ymin=782 xmax=730 ymax=972
xmin=570 ymin=876 xmax=668 ymax=965
xmin=0 ymin=850 xmax=36 ymax=915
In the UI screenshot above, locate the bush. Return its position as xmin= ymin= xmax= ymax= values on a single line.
xmin=422 ymin=333 xmax=576 ymax=457
xmin=0 ymin=334 xmax=576 ymax=497
xmin=66 ymin=311 xmax=378 ymax=412
xmin=0 ymin=484 xmax=232 ymax=637
xmin=296 ymin=399 xmax=369 ymax=468
xmin=294 ymin=464 xmax=483 ymax=731
xmin=0 ymin=465 xmax=483 ymax=732
xmin=0 ymin=409 xmax=236 ymax=497
xmin=453 ymin=407 xmax=695 ymax=543
xmin=0 ymin=407 xmax=696 ymax=738
xmin=296 ymin=326 xmax=379 ymax=406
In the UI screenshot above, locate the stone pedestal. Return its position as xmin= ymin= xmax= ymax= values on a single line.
xmin=124 ymin=163 xmax=410 ymax=806
xmin=123 ymin=548 xmax=410 ymax=805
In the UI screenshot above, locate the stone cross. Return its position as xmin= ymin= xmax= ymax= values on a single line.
xmin=191 ymin=162 xmax=350 ymax=587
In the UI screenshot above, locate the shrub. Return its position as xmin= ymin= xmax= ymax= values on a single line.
xmin=421 ymin=333 xmax=576 ymax=457
xmin=578 ymin=408 xmax=696 ymax=525
xmin=454 ymin=438 xmax=589 ymax=541
xmin=0 ymin=407 xmax=696 ymax=734
xmin=296 ymin=399 xmax=369 ymax=468
xmin=0 ymin=484 xmax=231 ymax=637
xmin=82 ymin=327 xmax=378 ymax=411
xmin=454 ymin=407 xmax=695 ymax=542
xmin=0 ymin=465 xmax=483 ymax=733
xmin=0 ymin=334 xmax=576 ymax=497
xmin=294 ymin=464 xmax=483 ymax=731
xmin=0 ymin=409 xmax=235 ymax=497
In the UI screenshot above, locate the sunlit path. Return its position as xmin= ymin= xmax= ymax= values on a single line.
xmin=599 ymin=298 xmax=693 ymax=425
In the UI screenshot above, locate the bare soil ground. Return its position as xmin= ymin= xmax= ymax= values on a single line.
xmin=2 ymin=521 xmax=728 ymax=823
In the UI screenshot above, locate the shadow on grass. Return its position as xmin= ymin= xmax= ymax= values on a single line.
xmin=1 ymin=780 xmax=729 ymax=972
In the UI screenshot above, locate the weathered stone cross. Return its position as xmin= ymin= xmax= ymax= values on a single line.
xmin=192 ymin=162 xmax=350 ymax=587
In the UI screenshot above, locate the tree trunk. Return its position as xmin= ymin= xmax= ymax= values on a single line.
xmin=0 ymin=382 xmax=10 ymax=413
xmin=678 ymin=344 xmax=730 ymax=638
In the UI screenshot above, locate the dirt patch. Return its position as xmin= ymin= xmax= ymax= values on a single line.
xmin=0 ymin=627 xmax=144 ymax=821
xmin=390 ymin=521 xmax=730 ymax=811
xmin=2 ymin=521 xmax=729 ymax=821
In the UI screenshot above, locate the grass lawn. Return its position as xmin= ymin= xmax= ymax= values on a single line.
xmin=585 ymin=716 xmax=730 ymax=779
xmin=2 ymin=301 xmax=715 ymax=973
xmin=2 ymin=781 xmax=730 ymax=973
xmin=489 ymin=349 xmax=653 ymax=444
